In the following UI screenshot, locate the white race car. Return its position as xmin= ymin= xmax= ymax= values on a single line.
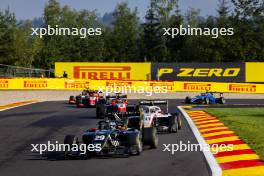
xmin=139 ymin=101 xmax=182 ymax=133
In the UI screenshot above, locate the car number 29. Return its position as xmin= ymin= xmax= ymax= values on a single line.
xmin=95 ymin=135 xmax=105 ymax=140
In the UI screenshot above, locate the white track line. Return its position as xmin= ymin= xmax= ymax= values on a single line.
xmin=177 ymin=106 xmax=222 ymax=176
xmin=0 ymin=101 xmax=39 ymax=112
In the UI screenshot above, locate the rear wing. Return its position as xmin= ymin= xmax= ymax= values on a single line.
xmin=139 ymin=100 xmax=168 ymax=113
xmin=139 ymin=100 xmax=168 ymax=106
xmin=106 ymin=94 xmax=127 ymax=99
xmin=205 ymin=91 xmax=224 ymax=97
xmin=105 ymin=105 xmax=139 ymax=116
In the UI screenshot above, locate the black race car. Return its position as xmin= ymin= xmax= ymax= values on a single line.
xmin=64 ymin=116 xmax=158 ymax=158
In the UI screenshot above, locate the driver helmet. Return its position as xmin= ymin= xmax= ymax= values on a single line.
xmin=109 ymin=121 xmax=116 ymax=130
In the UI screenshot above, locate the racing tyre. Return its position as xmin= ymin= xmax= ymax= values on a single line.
xmin=135 ymin=135 xmax=143 ymax=155
xmin=219 ymin=97 xmax=225 ymax=104
xmin=142 ymin=127 xmax=158 ymax=149
xmin=64 ymin=135 xmax=79 ymax=158
xmin=96 ymin=106 xmax=105 ymax=119
xmin=69 ymin=96 xmax=75 ymax=102
xmin=97 ymin=98 xmax=106 ymax=105
xmin=177 ymin=114 xmax=182 ymax=130
xmin=128 ymin=132 xmax=143 ymax=155
xmin=204 ymin=97 xmax=209 ymax=105
xmin=185 ymin=96 xmax=191 ymax=104
xmin=168 ymin=115 xmax=178 ymax=133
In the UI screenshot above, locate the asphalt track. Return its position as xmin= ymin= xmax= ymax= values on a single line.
xmin=0 ymin=99 xmax=263 ymax=176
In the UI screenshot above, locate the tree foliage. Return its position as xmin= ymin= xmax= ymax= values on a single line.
xmin=0 ymin=0 xmax=264 ymax=69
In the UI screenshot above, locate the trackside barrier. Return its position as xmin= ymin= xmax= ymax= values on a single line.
xmin=0 ymin=78 xmax=264 ymax=93
xmin=55 ymin=62 xmax=151 ymax=80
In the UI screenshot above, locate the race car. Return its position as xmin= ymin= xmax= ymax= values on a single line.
xmin=68 ymin=89 xmax=89 ymax=104
xmin=96 ymin=93 xmax=139 ymax=119
xmin=185 ymin=92 xmax=225 ymax=104
xmin=64 ymin=115 xmax=158 ymax=158
xmin=139 ymin=100 xmax=182 ymax=133
xmin=75 ymin=90 xmax=102 ymax=108
xmin=68 ymin=95 xmax=76 ymax=104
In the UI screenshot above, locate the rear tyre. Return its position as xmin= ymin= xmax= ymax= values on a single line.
xmin=219 ymin=97 xmax=225 ymax=104
xmin=69 ymin=96 xmax=75 ymax=103
xmin=96 ymin=106 xmax=105 ymax=119
xmin=142 ymin=127 xmax=158 ymax=149
xmin=168 ymin=115 xmax=178 ymax=133
xmin=185 ymin=96 xmax=191 ymax=104
xmin=177 ymin=115 xmax=182 ymax=130
xmin=204 ymin=97 xmax=209 ymax=104
xmin=97 ymin=98 xmax=106 ymax=105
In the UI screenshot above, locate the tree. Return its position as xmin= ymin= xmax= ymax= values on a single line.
xmin=231 ymin=0 xmax=264 ymax=19
xmin=230 ymin=0 xmax=264 ymax=61
xmin=0 ymin=8 xmax=16 ymax=65
xmin=41 ymin=0 xmax=62 ymax=68
xmin=166 ymin=4 xmax=184 ymax=62
xmin=13 ymin=20 xmax=43 ymax=67
xmin=217 ymin=0 xmax=230 ymax=18
xmin=107 ymin=2 xmax=140 ymax=62
xmin=154 ymin=0 xmax=179 ymax=25
xmin=141 ymin=0 xmax=165 ymax=61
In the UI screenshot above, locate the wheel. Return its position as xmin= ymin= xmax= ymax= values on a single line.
xmin=204 ymin=97 xmax=209 ymax=104
xmin=69 ymin=96 xmax=75 ymax=102
xmin=219 ymin=97 xmax=225 ymax=104
xmin=142 ymin=127 xmax=158 ymax=149
xmin=64 ymin=135 xmax=79 ymax=158
xmin=185 ymin=96 xmax=191 ymax=104
xmin=97 ymin=98 xmax=106 ymax=105
xmin=96 ymin=106 xmax=105 ymax=119
xmin=64 ymin=135 xmax=78 ymax=145
xmin=168 ymin=115 xmax=178 ymax=133
xmin=177 ymin=114 xmax=182 ymax=130
xmin=128 ymin=132 xmax=143 ymax=155
xmin=135 ymin=134 xmax=143 ymax=155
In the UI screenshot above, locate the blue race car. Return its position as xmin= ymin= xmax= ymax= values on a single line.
xmin=185 ymin=92 xmax=225 ymax=104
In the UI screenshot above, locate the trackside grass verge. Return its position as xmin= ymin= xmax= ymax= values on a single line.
xmin=205 ymin=108 xmax=264 ymax=160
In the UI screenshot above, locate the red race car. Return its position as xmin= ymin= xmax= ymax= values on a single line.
xmin=96 ymin=93 xmax=139 ymax=119
xmin=69 ymin=89 xmax=103 ymax=108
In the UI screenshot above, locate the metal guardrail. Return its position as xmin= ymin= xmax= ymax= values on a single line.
xmin=0 ymin=64 xmax=54 ymax=78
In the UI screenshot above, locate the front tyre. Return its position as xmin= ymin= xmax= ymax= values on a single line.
xmin=142 ymin=127 xmax=158 ymax=149
xmin=134 ymin=133 xmax=143 ymax=155
xmin=64 ymin=135 xmax=79 ymax=158
xmin=168 ymin=115 xmax=178 ymax=133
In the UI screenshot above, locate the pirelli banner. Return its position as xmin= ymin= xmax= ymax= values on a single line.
xmin=177 ymin=82 xmax=261 ymax=94
xmin=246 ymin=62 xmax=264 ymax=83
xmin=0 ymin=79 xmax=105 ymax=90
xmin=0 ymin=78 xmax=264 ymax=93
xmin=152 ymin=63 xmax=245 ymax=82
xmin=55 ymin=62 xmax=151 ymax=80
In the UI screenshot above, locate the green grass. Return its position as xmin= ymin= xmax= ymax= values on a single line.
xmin=205 ymin=108 xmax=264 ymax=160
